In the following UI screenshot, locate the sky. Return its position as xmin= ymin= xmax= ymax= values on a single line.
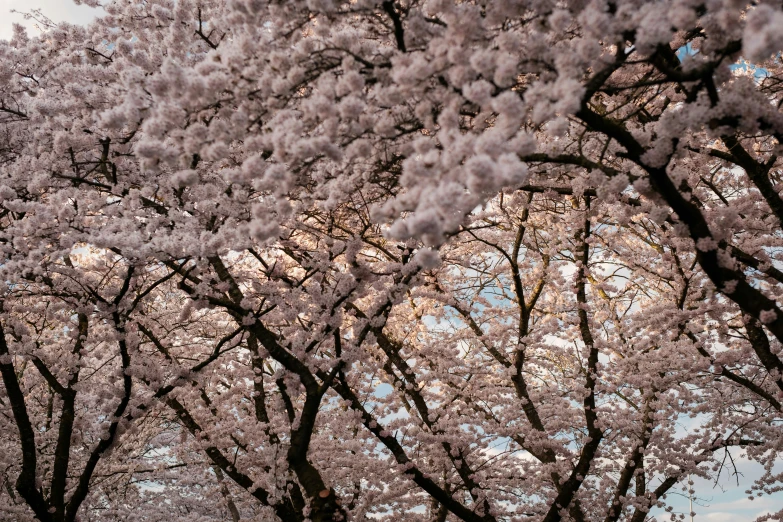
xmin=0 ymin=1 xmax=782 ymax=520
xmin=0 ymin=0 xmax=98 ymax=40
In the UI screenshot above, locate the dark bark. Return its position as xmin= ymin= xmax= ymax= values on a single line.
xmin=0 ymin=322 xmax=52 ymax=522
xmin=542 ymin=205 xmax=603 ymax=522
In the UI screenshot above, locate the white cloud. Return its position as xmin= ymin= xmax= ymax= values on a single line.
xmin=0 ymin=0 xmax=98 ymax=40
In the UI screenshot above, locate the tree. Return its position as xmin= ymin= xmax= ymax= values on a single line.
xmin=2 ymin=1 xmax=783 ymax=521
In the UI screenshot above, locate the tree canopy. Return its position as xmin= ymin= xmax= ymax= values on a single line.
xmin=1 ymin=1 xmax=783 ymax=521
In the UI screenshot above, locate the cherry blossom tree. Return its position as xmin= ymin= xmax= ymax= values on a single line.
xmin=2 ymin=1 xmax=783 ymax=521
